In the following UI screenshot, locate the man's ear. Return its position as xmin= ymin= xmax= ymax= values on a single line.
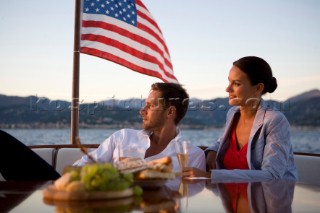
xmin=167 ymin=106 xmax=176 ymax=117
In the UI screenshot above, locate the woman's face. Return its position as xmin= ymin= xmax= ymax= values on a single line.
xmin=225 ymin=66 xmax=262 ymax=107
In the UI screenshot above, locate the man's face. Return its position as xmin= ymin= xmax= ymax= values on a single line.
xmin=140 ymin=90 xmax=168 ymax=131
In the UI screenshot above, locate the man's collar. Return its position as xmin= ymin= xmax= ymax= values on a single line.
xmin=140 ymin=128 xmax=181 ymax=141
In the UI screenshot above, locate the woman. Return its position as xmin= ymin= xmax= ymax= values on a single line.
xmin=183 ymin=56 xmax=297 ymax=181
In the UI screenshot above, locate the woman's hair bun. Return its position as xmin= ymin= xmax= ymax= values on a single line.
xmin=267 ymin=76 xmax=277 ymax=93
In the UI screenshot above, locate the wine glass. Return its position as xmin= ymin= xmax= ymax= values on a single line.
xmin=175 ymin=140 xmax=188 ymax=170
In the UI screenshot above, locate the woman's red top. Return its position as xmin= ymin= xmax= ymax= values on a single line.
xmin=223 ymin=123 xmax=249 ymax=170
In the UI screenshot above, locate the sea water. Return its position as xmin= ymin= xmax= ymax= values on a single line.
xmin=3 ymin=128 xmax=320 ymax=154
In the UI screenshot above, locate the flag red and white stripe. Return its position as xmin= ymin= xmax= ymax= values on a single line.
xmin=80 ymin=0 xmax=178 ymax=83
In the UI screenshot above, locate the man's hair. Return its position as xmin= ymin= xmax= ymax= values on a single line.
xmin=151 ymin=82 xmax=189 ymax=125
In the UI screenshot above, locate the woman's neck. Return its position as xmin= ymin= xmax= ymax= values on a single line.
xmin=239 ymin=98 xmax=260 ymax=118
xmin=239 ymin=107 xmax=257 ymax=119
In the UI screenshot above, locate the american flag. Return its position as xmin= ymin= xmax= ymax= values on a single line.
xmin=80 ymin=0 xmax=178 ymax=83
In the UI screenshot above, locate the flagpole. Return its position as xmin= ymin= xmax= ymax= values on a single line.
xmin=71 ymin=0 xmax=81 ymax=145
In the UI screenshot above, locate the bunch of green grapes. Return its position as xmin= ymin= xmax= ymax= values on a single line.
xmin=80 ymin=163 xmax=134 ymax=192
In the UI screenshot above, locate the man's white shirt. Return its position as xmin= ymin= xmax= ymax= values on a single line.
xmin=73 ymin=128 xmax=206 ymax=172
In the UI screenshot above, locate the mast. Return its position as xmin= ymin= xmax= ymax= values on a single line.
xmin=71 ymin=0 xmax=81 ymax=145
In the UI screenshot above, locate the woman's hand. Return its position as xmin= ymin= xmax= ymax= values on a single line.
xmin=206 ymin=151 xmax=217 ymax=170
xmin=182 ymin=167 xmax=211 ymax=179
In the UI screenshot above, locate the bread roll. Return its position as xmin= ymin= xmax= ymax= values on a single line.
xmin=136 ymin=169 xmax=176 ymax=179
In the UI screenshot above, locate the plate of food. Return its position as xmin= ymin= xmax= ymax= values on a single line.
xmin=115 ymin=156 xmax=176 ymax=188
xmin=43 ymin=163 xmax=142 ymax=201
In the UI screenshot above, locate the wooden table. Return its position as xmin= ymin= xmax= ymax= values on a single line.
xmin=2 ymin=178 xmax=320 ymax=213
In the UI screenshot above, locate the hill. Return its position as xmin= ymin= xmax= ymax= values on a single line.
xmin=0 ymin=89 xmax=319 ymax=128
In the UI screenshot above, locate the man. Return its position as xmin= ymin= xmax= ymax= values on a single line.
xmin=73 ymin=83 xmax=206 ymax=172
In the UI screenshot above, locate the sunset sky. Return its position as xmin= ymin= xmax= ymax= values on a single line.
xmin=1 ymin=0 xmax=319 ymax=102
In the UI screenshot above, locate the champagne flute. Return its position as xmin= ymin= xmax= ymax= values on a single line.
xmin=175 ymin=140 xmax=188 ymax=170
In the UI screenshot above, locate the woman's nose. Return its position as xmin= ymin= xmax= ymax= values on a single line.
xmin=225 ymin=83 xmax=232 ymax=92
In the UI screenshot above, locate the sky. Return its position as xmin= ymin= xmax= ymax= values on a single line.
xmin=1 ymin=0 xmax=319 ymax=103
